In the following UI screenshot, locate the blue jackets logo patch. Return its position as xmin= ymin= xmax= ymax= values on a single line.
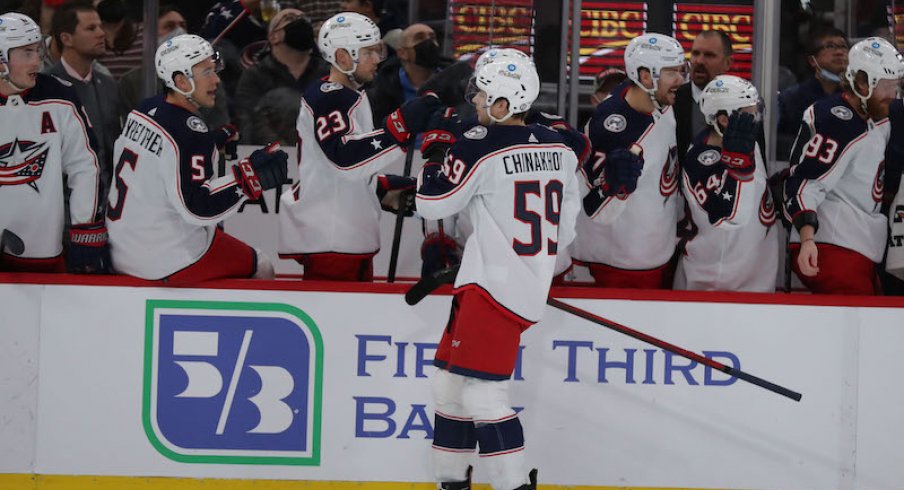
xmin=143 ymin=300 xmax=324 ymax=465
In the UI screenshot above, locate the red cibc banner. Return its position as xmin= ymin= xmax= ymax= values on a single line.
xmin=673 ymin=3 xmax=755 ymax=80
xmin=448 ymin=0 xmax=536 ymax=59
xmin=893 ymin=6 xmax=904 ymax=48
xmin=577 ymin=1 xmax=648 ymax=78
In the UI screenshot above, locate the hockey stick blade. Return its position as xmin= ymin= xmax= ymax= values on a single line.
xmin=547 ymin=297 xmax=802 ymax=402
xmin=1 ymin=229 xmax=25 ymax=256
xmin=405 ymin=265 xmax=460 ymax=305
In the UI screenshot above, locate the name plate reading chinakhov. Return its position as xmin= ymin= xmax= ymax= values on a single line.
xmin=143 ymin=300 xmax=323 ymax=465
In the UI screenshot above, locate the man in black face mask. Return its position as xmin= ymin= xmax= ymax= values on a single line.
xmin=235 ymin=8 xmax=329 ymax=144
xmin=368 ymin=23 xmax=446 ymax=126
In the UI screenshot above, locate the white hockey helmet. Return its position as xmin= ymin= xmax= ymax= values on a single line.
xmin=0 ymin=12 xmax=42 ymax=68
xmin=845 ymin=37 xmax=904 ymax=105
xmin=475 ymin=47 xmax=532 ymax=73
xmin=700 ymin=75 xmax=761 ymax=129
xmin=318 ymin=12 xmax=382 ymax=75
xmin=472 ymin=57 xmax=540 ymax=123
xmin=155 ymin=34 xmax=219 ymax=98
xmin=624 ymin=33 xmax=685 ymax=107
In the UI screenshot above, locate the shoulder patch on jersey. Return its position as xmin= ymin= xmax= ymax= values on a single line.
xmin=830 ymin=106 xmax=853 ymax=121
xmin=321 ymin=82 xmax=343 ymax=92
xmin=50 ymin=74 xmax=72 ymax=87
xmin=603 ymin=114 xmax=627 ymax=133
xmin=697 ymin=148 xmax=721 ymax=166
xmin=186 ymin=116 xmax=208 ymax=133
xmin=464 ymin=126 xmax=488 ymax=140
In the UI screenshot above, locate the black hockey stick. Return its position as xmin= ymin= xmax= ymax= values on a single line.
xmin=386 ymin=140 xmax=416 ymax=283
xmin=1 ymin=229 xmax=25 ymax=256
xmin=547 ymin=298 xmax=803 ymax=402
xmin=405 ymin=264 xmax=459 ymax=305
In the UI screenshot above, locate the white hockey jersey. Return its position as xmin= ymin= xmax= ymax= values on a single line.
xmin=676 ymin=132 xmax=778 ymax=292
xmin=783 ymin=93 xmax=888 ymax=263
xmin=106 ymin=96 xmax=247 ymax=280
xmin=0 ymin=74 xmax=101 ymax=259
xmin=573 ymin=84 xmax=683 ymax=270
xmin=278 ymin=81 xmax=405 ymax=257
xmin=416 ymin=123 xmax=581 ymax=323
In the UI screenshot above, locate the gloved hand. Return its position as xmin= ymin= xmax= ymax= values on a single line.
xmin=232 ymin=143 xmax=289 ymax=200
xmin=421 ymin=107 xmax=461 ymax=160
xmin=68 ymin=222 xmax=112 ymax=274
xmin=383 ymin=94 xmax=444 ymax=145
xmin=421 ymin=232 xmax=461 ymax=278
xmin=720 ymin=112 xmax=757 ymax=177
xmin=600 ymin=146 xmax=644 ymax=198
xmin=214 ymin=124 xmax=240 ymax=161
xmin=524 ymin=109 xmax=569 ymax=131
xmin=376 ymin=174 xmax=417 ymax=216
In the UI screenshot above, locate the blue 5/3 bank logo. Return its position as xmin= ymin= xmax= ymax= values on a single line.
xmin=143 ymin=300 xmax=323 ymax=465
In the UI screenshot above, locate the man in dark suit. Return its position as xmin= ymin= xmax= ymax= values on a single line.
xmin=675 ymin=31 xmax=732 ymax=161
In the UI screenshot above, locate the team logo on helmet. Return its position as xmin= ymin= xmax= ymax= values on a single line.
xmin=603 ymin=114 xmax=627 ymax=133
xmin=186 ymin=116 xmax=208 ymax=133
xmin=464 ymin=126 xmax=488 ymax=140
xmin=649 ymin=37 xmax=657 ymax=44
xmin=872 ymin=41 xmax=881 ymax=49
xmin=508 ymin=63 xmax=516 ymax=72
xmin=697 ymin=149 xmax=721 ymax=166
xmin=337 ymin=16 xmax=345 ymax=22
xmin=830 ymin=106 xmax=853 ymax=121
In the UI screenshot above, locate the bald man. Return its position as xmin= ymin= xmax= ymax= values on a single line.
xmin=368 ymin=23 xmax=445 ymax=125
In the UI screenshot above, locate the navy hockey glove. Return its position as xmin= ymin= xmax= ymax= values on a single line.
xmin=384 ymin=94 xmax=444 ymax=146
xmin=601 ymin=146 xmax=644 ymax=197
xmin=720 ymin=112 xmax=757 ymax=178
xmin=376 ymin=175 xmax=417 ymax=216
xmin=214 ymin=124 xmax=240 ymax=161
xmin=524 ymin=109 xmax=569 ymax=131
xmin=421 ymin=107 xmax=461 ymax=160
xmin=421 ymin=232 xmax=461 ymax=278
xmin=68 ymin=222 xmax=112 ymax=274
xmin=233 ymin=143 xmax=289 ymax=200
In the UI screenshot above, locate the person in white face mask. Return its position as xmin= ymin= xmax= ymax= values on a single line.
xmin=776 ymin=27 xmax=849 ymax=160
xmin=116 ymin=6 xmax=229 ymax=129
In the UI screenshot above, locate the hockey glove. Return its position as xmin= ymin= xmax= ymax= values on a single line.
xmin=421 ymin=107 xmax=461 ymax=160
xmin=68 ymin=222 xmax=112 ymax=274
xmin=233 ymin=143 xmax=289 ymax=200
xmin=524 ymin=109 xmax=569 ymax=131
xmin=720 ymin=112 xmax=757 ymax=178
xmin=600 ymin=147 xmax=644 ymax=198
xmin=384 ymin=94 xmax=444 ymax=146
xmin=421 ymin=232 xmax=461 ymax=278
xmin=376 ymin=175 xmax=417 ymax=216
xmin=214 ymin=124 xmax=240 ymax=161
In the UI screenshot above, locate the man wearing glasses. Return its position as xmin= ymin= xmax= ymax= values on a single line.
xmin=777 ymin=27 xmax=849 ymax=161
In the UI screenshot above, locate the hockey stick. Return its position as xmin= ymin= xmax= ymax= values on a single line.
xmin=405 ymin=264 xmax=459 ymax=305
xmin=386 ymin=140 xmax=416 ymax=283
xmin=1 ymin=229 xmax=24 ymax=256
xmin=547 ymin=298 xmax=803 ymax=402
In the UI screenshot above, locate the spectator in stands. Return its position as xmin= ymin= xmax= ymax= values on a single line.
xmin=118 ymin=6 xmax=229 ymax=129
xmin=777 ymin=27 xmax=848 ymax=161
xmin=590 ymin=66 xmax=627 ymax=107
xmin=340 ymin=0 xmax=402 ymax=38
xmin=200 ymin=0 xmax=268 ymax=98
xmin=235 ymin=8 xmax=327 ymax=144
xmin=368 ymin=23 xmax=441 ymax=125
xmin=48 ymin=0 xmax=121 ymax=196
xmin=675 ymin=30 xmax=732 ymax=161
xmin=297 ymin=1 xmax=343 ymax=26
xmin=96 ymin=0 xmax=143 ymax=79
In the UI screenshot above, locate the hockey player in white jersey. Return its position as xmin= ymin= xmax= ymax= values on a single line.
xmin=783 ymin=37 xmax=904 ymax=294
xmin=278 ymin=12 xmax=441 ymax=281
xmin=416 ymin=57 xmax=580 ymax=490
xmin=574 ymin=33 xmax=686 ymax=289
xmin=0 ymin=12 xmax=108 ymax=273
xmin=676 ymin=75 xmax=778 ymax=292
xmin=106 ymin=34 xmax=289 ymax=282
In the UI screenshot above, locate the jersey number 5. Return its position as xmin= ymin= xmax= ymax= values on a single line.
xmin=107 ymin=149 xmax=139 ymax=221
xmin=513 ymin=180 xmax=564 ymax=256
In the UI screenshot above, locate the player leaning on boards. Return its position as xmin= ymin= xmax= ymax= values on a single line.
xmin=416 ymin=57 xmax=581 ymax=490
xmin=0 ymin=12 xmax=109 ymax=273
xmin=106 ymin=34 xmax=290 ymax=283
xmin=572 ymin=33 xmax=686 ymax=289
xmin=783 ymin=37 xmax=904 ymax=295
xmin=675 ymin=75 xmax=779 ymax=292
xmin=278 ymin=12 xmax=442 ymax=281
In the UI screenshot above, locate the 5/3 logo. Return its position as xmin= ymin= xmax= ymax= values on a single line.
xmin=143 ymin=300 xmax=323 ymax=465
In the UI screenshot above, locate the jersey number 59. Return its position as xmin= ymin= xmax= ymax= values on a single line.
xmin=513 ymin=180 xmax=564 ymax=256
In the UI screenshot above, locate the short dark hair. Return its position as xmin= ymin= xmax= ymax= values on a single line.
xmin=697 ymin=30 xmax=733 ymax=57
xmin=806 ymin=27 xmax=848 ymax=56
xmin=51 ymin=0 xmax=96 ymax=50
